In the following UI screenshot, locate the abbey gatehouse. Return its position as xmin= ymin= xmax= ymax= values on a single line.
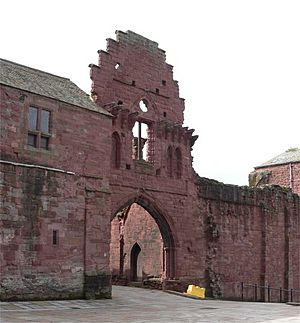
xmin=1 ymin=31 xmax=299 ymax=302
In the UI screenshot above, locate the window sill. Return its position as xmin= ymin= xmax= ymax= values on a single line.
xmin=133 ymin=159 xmax=155 ymax=175
xmin=25 ymin=145 xmax=52 ymax=154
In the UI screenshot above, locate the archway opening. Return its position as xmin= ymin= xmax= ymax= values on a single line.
xmin=110 ymin=198 xmax=175 ymax=288
xmin=130 ymin=242 xmax=141 ymax=281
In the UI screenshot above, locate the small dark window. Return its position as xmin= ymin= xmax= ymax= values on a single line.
xmin=162 ymin=80 xmax=166 ymax=86
xmin=27 ymin=134 xmax=37 ymax=147
xmin=163 ymin=112 xmax=167 ymax=117
xmin=132 ymin=80 xmax=136 ymax=86
xmin=40 ymin=136 xmax=49 ymax=150
xmin=53 ymin=230 xmax=58 ymax=245
xmin=156 ymin=88 xmax=159 ymax=94
xmin=126 ymin=164 xmax=131 ymax=170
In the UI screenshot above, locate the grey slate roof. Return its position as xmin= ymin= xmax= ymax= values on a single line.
xmin=0 ymin=58 xmax=111 ymax=116
xmin=256 ymin=148 xmax=300 ymax=168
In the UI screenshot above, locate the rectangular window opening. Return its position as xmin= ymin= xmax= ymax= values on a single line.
xmin=27 ymin=133 xmax=37 ymax=147
xmin=28 ymin=107 xmax=38 ymax=130
xmin=41 ymin=136 xmax=49 ymax=150
xmin=41 ymin=110 xmax=50 ymax=133
xmin=52 ymin=230 xmax=59 ymax=245
xmin=27 ymin=107 xmax=51 ymax=150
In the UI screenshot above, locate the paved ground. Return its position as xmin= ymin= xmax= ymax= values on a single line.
xmin=0 ymin=286 xmax=299 ymax=323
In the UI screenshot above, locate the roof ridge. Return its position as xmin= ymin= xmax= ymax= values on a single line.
xmin=285 ymin=147 xmax=299 ymax=152
xmin=0 ymin=58 xmax=70 ymax=81
xmin=255 ymin=147 xmax=300 ymax=168
xmin=0 ymin=58 xmax=111 ymax=117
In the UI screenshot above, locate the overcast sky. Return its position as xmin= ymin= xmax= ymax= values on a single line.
xmin=1 ymin=0 xmax=299 ymax=185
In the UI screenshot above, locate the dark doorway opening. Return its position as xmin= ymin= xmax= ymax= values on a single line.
xmin=130 ymin=242 xmax=141 ymax=281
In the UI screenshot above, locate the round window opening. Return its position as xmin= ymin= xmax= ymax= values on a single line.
xmin=139 ymin=99 xmax=148 ymax=112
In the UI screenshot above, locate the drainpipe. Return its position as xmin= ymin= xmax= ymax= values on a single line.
xmin=289 ymin=163 xmax=294 ymax=191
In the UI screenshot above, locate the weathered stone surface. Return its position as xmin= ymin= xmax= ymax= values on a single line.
xmin=0 ymin=74 xmax=112 ymax=300
xmin=196 ymin=176 xmax=300 ymax=301
xmin=84 ymin=273 xmax=112 ymax=299
xmin=0 ymin=30 xmax=299 ymax=302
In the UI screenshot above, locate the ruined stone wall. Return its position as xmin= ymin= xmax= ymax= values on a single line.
xmin=0 ymin=84 xmax=112 ymax=300
xmin=109 ymin=172 xmax=300 ymax=301
xmin=109 ymin=183 xmax=203 ymax=281
xmin=90 ymin=30 xmax=185 ymax=125
xmin=91 ymin=30 xmax=202 ymax=284
xmin=250 ymin=163 xmax=300 ymax=196
xmin=90 ymin=31 xmax=197 ymax=181
xmin=93 ymin=31 xmax=300 ymax=300
xmin=196 ymin=176 xmax=300 ymax=301
xmin=1 ymin=31 xmax=299 ymax=303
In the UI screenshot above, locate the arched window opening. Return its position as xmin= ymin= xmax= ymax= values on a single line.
xmin=175 ymin=148 xmax=182 ymax=179
xmin=132 ymin=121 xmax=154 ymax=162
xmin=167 ymin=146 xmax=173 ymax=177
xmin=112 ymin=132 xmax=121 ymax=169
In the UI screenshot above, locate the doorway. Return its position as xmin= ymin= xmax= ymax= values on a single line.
xmin=130 ymin=242 xmax=141 ymax=281
xmin=110 ymin=196 xmax=175 ymax=285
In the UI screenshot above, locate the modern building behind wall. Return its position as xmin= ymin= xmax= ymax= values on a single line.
xmin=0 ymin=30 xmax=299 ymax=302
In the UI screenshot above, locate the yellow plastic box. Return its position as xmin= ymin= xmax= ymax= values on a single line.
xmin=186 ymin=285 xmax=205 ymax=298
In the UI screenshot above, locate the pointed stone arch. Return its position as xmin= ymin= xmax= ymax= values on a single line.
xmin=112 ymin=194 xmax=176 ymax=279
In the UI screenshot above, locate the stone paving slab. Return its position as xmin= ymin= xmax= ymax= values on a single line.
xmin=1 ymin=285 xmax=300 ymax=322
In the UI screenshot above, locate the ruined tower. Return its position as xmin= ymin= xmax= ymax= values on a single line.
xmin=90 ymin=30 xmax=199 ymax=285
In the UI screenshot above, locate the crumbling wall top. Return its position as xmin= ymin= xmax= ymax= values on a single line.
xmin=90 ymin=30 xmax=185 ymax=124
xmin=115 ymin=30 xmax=165 ymax=57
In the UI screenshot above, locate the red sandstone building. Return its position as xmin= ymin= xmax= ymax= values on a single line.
xmin=1 ymin=31 xmax=299 ymax=302
xmin=250 ymin=148 xmax=300 ymax=195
